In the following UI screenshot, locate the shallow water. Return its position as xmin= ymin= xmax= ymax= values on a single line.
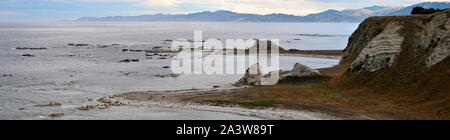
xmin=0 ymin=22 xmax=357 ymax=120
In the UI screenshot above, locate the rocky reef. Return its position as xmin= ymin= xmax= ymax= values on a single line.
xmin=48 ymin=113 xmax=64 ymax=118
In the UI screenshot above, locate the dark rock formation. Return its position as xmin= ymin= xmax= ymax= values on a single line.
xmin=48 ymin=113 xmax=64 ymax=118
xmin=119 ymin=59 xmax=139 ymax=63
xmin=153 ymin=74 xmax=180 ymax=78
xmin=16 ymin=47 xmax=46 ymax=50
xmin=22 ymin=54 xmax=35 ymax=57
xmin=36 ymin=102 xmax=62 ymax=107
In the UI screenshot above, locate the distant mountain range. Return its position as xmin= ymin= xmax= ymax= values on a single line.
xmin=77 ymin=2 xmax=450 ymax=22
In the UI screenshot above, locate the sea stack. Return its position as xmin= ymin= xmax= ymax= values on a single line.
xmin=234 ymin=63 xmax=263 ymax=86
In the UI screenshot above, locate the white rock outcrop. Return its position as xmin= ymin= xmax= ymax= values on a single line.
xmin=234 ymin=63 xmax=263 ymax=86
xmin=235 ymin=63 xmax=321 ymax=86
xmin=283 ymin=63 xmax=320 ymax=78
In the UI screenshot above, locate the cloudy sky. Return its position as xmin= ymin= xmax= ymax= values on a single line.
xmin=0 ymin=0 xmax=447 ymax=21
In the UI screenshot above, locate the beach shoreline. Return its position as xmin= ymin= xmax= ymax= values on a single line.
xmin=98 ymin=84 xmax=368 ymax=120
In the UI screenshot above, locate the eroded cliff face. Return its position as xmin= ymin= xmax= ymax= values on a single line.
xmin=424 ymin=13 xmax=450 ymax=67
xmin=338 ymin=9 xmax=450 ymax=95
xmin=336 ymin=10 xmax=450 ymax=119
xmin=343 ymin=9 xmax=450 ymax=72
xmin=336 ymin=10 xmax=450 ymax=118
xmin=349 ymin=22 xmax=404 ymax=72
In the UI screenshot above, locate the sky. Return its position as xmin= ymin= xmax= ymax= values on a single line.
xmin=0 ymin=0 xmax=448 ymax=21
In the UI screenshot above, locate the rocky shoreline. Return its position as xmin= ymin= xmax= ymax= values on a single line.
xmin=97 ymin=86 xmax=351 ymax=120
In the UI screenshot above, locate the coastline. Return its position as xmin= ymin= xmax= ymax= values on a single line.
xmin=98 ymin=85 xmax=368 ymax=120
xmin=279 ymin=53 xmax=341 ymax=59
xmin=96 ymin=46 xmax=448 ymax=120
xmin=96 ymin=52 xmax=371 ymax=120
